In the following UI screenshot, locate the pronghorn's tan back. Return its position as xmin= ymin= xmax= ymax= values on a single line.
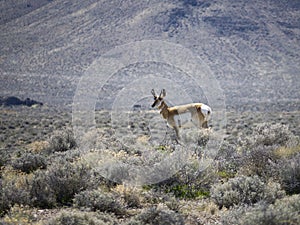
xmin=169 ymin=103 xmax=202 ymax=114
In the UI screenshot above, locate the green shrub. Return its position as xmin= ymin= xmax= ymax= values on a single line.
xmin=73 ymin=188 xmax=125 ymax=216
xmin=45 ymin=210 xmax=118 ymax=225
xmin=155 ymin=162 xmax=218 ymax=199
xmin=222 ymin=194 xmax=300 ymax=225
xmin=210 ymin=175 xmax=285 ymax=208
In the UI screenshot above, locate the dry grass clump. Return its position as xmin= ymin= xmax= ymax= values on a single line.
xmin=1 ymin=205 xmax=38 ymax=225
xmin=26 ymin=141 xmax=50 ymax=153
xmin=274 ymin=144 xmax=300 ymax=158
xmin=112 ymin=184 xmax=142 ymax=208
xmin=179 ymin=200 xmax=220 ymax=224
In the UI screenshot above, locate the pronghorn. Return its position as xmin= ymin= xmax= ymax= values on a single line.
xmin=151 ymin=89 xmax=211 ymax=140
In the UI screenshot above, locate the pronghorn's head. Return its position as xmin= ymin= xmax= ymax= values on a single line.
xmin=151 ymin=89 xmax=166 ymax=108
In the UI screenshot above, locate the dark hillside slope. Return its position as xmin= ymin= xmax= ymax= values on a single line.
xmin=0 ymin=0 xmax=52 ymax=25
xmin=0 ymin=0 xmax=299 ymax=110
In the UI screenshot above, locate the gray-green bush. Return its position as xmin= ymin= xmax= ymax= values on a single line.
xmin=237 ymin=123 xmax=298 ymax=178
xmin=210 ymin=175 xmax=285 ymax=208
xmin=278 ymin=153 xmax=300 ymax=194
xmin=47 ymin=129 xmax=77 ymax=153
xmin=0 ymin=168 xmax=32 ymax=215
xmin=243 ymin=123 xmax=295 ymax=148
xmin=45 ymin=210 xmax=118 ymax=225
xmin=216 ymin=140 xmax=241 ymax=178
xmin=11 ymin=152 xmax=47 ymax=173
xmin=30 ymin=170 xmax=57 ymax=208
xmin=126 ymin=206 xmax=185 ymax=225
xmin=73 ymin=189 xmax=125 ymax=216
xmin=31 ymin=161 xmax=90 ymax=207
xmin=154 ymin=163 xmax=217 ymax=199
xmin=239 ymin=145 xmax=279 ymax=178
xmin=221 ymin=194 xmax=300 ymax=225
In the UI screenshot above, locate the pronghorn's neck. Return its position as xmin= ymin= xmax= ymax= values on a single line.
xmin=158 ymin=100 xmax=169 ymax=119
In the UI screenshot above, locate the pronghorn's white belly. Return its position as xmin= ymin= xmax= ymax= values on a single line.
xmin=173 ymin=113 xmax=193 ymax=128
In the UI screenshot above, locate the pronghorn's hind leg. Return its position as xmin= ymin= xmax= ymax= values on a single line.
xmin=202 ymin=121 xmax=208 ymax=128
xmin=174 ymin=126 xmax=180 ymax=141
xmin=190 ymin=111 xmax=204 ymax=128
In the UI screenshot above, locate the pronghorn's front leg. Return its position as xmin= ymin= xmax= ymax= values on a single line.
xmin=167 ymin=117 xmax=180 ymax=140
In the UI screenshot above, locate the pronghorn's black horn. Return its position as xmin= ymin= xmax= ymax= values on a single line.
xmin=160 ymin=89 xmax=166 ymax=98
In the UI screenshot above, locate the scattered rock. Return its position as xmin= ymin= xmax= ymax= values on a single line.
xmin=0 ymin=96 xmax=43 ymax=107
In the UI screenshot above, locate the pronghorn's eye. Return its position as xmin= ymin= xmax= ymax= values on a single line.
xmin=158 ymin=97 xmax=162 ymax=101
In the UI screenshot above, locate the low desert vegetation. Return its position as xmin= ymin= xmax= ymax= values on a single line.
xmin=0 ymin=107 xmax=299 ymax=224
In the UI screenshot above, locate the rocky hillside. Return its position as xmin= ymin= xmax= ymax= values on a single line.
xmin=0 ymin=0 xmax=299 ymax=110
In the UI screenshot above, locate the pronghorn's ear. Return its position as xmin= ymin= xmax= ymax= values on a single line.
xmin=151 ymin=89 xmax=156 ymax=97
xmin=160 ymin=89 xmax=166 ymax=98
